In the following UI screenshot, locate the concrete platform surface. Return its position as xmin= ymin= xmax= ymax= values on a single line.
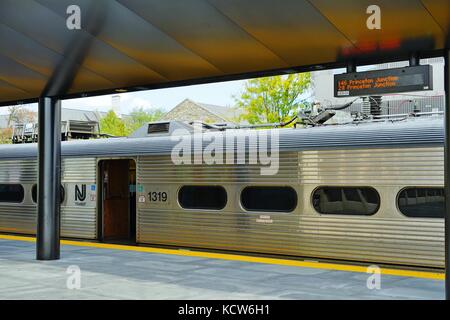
xmin=0 ymin=238 xmax=445 ymax=300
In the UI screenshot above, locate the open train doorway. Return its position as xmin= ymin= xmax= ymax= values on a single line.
xmin=98 ymin=159 xmax=136 ymax=244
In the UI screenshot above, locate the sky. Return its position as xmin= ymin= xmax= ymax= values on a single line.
xmin=0 ymin=79 xmax=248 ymax=115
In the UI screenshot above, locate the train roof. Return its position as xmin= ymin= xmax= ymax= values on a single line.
xmin=0 ymin=118 xmax=444 ymax=160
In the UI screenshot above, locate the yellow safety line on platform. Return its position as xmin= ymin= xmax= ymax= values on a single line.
xmin=0 ymin=234 xmax=444 ymax=280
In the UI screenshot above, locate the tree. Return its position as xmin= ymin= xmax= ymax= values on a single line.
xmin=8 ymin=105 xmax=36 ymax=125
xmin=0 ymin=128 xmax=12 ymax=144
xmin=100 ymin=107 xmax=165 ymax=137
xmin=125 ymin=107 xmax=164 ymax=134
xmin=100 ymin=110 xmax=127 ymax=137
xmin=0 ymin=105 xmax=36 ymax=144
xmin=235 ymin=73 xmax=311 ymax=124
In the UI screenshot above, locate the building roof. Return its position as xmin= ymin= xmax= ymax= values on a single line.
xmin=0 ymin=108 xmax=129 ymax=129
xmin=162 ymin=99 xmax=242 ymax=123
xmin=60 ymin=108 xmax=106 ymax=122
xmin=196 ymin=102 xmax=242 ymax=123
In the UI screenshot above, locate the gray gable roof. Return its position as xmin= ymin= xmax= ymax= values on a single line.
xmin=196 ymin=102 xmax=242 ymax=122
xmin=60 ymin=108 xmax=105 ymax=122
xmin=163 ymin=98 xmax=242 ymax=123
xmin=0 ymin=108 xmax=129 ymax=129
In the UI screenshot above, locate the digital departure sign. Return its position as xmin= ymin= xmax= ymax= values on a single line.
xmin=334 ymin=65 xmax=433 ymax=97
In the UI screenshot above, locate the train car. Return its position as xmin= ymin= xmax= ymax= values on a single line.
xmin=0 ymin=118 xmax=445 ymax=268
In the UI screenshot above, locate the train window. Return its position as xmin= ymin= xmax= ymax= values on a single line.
xmin=312 ymin=187 xmax=380 ymax=215
xmin=397 ymin=187 xmax=444 ymax=218
xmin=178 ymin=186 xmax=227 ymax=210
xmin=32 ymin=184 xmax=65 ymax=203
xmin=0 ymin=184 xmax=24 ymax=203
xmin=240 ymin=186 xmax=297 ymax=212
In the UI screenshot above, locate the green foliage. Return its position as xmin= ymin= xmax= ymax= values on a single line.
xmin=235 ymin=73 xmax=311 ymax=124
xmin=125 ymin=107 xmax=164 ymax=133
xmin=100 ymin=110 xmax=127 ymax=137
xmin=0 ymin=128 xmax=12 ymax=144
xmin=100 ymin=107 xmax=164 ymax=137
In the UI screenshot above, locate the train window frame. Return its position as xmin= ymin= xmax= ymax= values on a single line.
xmin=0 ymin=184 xmax=25 ymax=204
xmin=396 ymin=187 xmax=444 ymax=219
xmin=177 ymin=185 xmax=227 ymax=211
xmin=240 ymin=186 xmax=298 ymax=213
xmin=311 ymin=186 xmax=380 ymax=216
xmin=31 ymin=184 xmax=66 ymax=204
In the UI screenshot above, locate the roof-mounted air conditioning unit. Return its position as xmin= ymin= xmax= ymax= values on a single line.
xmin=128 ymin=121 xmax=195 ymax=138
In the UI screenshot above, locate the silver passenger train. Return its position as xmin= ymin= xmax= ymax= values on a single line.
xmin=0 ymin=118 xmax=445 ymax=268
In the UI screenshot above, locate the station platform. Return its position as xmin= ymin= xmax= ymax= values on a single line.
xmin=0 ymin=235 xmax=445 ymax=300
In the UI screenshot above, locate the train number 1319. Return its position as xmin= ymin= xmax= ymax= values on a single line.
xmin=148 ymin=191 xmax=168 ymax=203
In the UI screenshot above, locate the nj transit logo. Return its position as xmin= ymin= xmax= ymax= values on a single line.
xmin=75 ymin=184 xmax=86 ymax=205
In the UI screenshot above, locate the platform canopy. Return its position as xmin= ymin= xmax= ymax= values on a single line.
xmin=0 ymin=0 xmax=449 ymax=106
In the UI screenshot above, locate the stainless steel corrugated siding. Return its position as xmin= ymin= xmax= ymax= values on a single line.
xmin=137 ymin=147 xmax=444 ymax=268
xmin=137 ymin=152 xmax=298 ymax=184
xmin=137 ymin=152 xmax=301 ymax=255
xmin=295 ymin=216 xmax=443 ymax=267
xmin=0 ymin=160 xmax=36 ymax=234
xmin=0 ymin=159 xmax=36 ymax=183
xmin=0 ymin=158 xmax=97 ymax=239
xmin=299 ymin=147 xmax=444 ymax=185
xmin=0 ymin=119 xmax=445 ymax=267
xmin=299 ymin=147 xmax=444 ymax=267
xmin=60 ymin=158 xmax=97 ymax=239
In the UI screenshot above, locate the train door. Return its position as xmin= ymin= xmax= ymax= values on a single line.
xmin=99 ymin=159 xmax=136 ymax=243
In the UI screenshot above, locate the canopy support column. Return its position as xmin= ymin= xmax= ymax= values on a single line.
xmin=445 ymin=48 xmax=450 ymax=299
xmin=36 ymin=97 xmax=61 ymax=260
